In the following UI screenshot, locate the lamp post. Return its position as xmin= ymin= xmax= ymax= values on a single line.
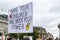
xmin=58 ymin=24 xmax=60 ymax=40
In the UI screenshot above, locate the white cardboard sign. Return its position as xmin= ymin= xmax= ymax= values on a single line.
xmin=8 ymin=2 xmax=33 ymax=33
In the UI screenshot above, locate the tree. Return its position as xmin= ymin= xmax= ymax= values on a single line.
xmin=33 ymin=30 xmax=38 ymax=40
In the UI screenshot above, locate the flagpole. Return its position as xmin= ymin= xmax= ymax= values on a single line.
xmin=17 ymin=33 xmax=19 ymax=40
xmin=17 ymin=29 xmax=19 ymax=40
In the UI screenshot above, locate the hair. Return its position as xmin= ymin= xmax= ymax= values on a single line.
xmin=47 ymin=38 xmax=53 ymax=40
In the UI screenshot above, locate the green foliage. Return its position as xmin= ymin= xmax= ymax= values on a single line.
xmin=7 ymin=29 xmax=39 ymax=40
xmin=8 ymin=33 xmax=17 ymax=38
xmin=33 ymin=30 xmax=38 ymax=40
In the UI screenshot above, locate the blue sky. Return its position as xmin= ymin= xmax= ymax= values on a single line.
xmin=0 ymin=0 xmax=60 ymax=38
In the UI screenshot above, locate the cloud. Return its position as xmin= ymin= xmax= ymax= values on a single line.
xmin=0 ymin=0 xmax=33 ymax=9
xmin=48 ymin=0 xmax=60 ymax=13
xmin=49 ymin=6 xmax=60 ymax=13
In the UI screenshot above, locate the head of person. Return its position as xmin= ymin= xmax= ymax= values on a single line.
xmin=47 ymin=38 xmax=53 ymax=40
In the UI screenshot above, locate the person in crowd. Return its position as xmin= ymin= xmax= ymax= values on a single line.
xmin=11 ymin=38 xmax=16 ymax=40
xmin=47 ymin=38 xmax=53 ymax=40
xmin=7 ymin=36 xmax=12 ymax=40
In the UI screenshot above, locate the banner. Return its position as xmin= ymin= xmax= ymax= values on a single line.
xmin=8 ymin=2 xmax=33 ymax=33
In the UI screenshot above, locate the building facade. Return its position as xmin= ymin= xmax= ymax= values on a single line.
xmin=33 ymin=27 xmax=47 ymax=40
xmin=46 ymin=32 xmax=54 ymax=40
xmin=34 ymin=27 xmax=54 ymax=40
xmin=0 ymin=14 xmax=8 ymax=40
